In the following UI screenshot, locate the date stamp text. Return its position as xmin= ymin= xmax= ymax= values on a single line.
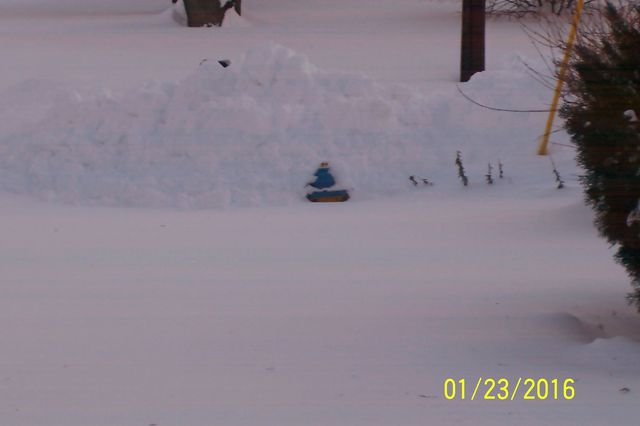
xmin=443 ymin=377 xmax=575 ymax=401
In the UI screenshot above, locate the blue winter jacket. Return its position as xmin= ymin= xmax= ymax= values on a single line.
xmin=308 ymin=167 xmax=336 ymax=189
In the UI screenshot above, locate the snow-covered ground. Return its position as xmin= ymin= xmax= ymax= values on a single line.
xmin=1 ymin=1 xmax=639 ymax=425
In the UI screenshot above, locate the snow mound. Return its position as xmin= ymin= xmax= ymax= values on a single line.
xmin=575 ymin=336 xmax=640 ymax=372
xmin=168 ymin=0 xmax=187 ymax=27
xmin=0 ymin=79 xmax=81 ymax=135
xmin=531 ymin=312 xmax=606 ymax=344
xmin=0 ymin=0 xmax=166 ymax=15
xmin=0 ymin=44 xmax=572 ymax=209
xmin=222 ymin=7 xmax=250 ymax=28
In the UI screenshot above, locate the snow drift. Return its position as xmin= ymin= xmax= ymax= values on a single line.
xmin=0 ymin=0 xmax=167 ymax=15
xmin=0 ymin=43 xmax=571 ymax=209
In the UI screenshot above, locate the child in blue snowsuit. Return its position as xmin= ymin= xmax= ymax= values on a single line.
xmin=307 ymin=162 xmax=336 ymax=189
xmin=305 ymin=162 xmax=349 ymax=202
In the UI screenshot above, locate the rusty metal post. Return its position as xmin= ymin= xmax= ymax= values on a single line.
xmin=460 ymin=0 xmax=486 ymax=82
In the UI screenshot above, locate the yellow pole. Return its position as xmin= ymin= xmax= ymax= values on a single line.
xmin=538 ymin=0 xmax=585 ymax=155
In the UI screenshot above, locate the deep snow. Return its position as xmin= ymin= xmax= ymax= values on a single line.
xmin=0 ymin=43 xmax=575 ymax=208
xmin=1 ymin=1 xmax=639 ymax=425
xmin=3 ymin=191 xmax=639 ymax=426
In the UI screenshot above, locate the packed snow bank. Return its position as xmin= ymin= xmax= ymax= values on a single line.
xmin=0 ymin=43 xmax=574 ymax=209
xmin=0 ymin=0 xmax=167 ymax=15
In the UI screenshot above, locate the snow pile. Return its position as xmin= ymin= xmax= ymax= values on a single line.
xmin=0 ymin=0 xmax=166 ymax=15
xmin=169 ymin=0 xmax=187 ymax=26
xmin=0 ymin=79 xmax=80 ymax=135
xmin=0 ymin=43 xmax=572 ymax=208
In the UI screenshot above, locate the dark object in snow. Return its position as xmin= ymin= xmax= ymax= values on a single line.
xmin=306 ymin=162 xmax=349 ymax=202
xmin=549 ymin=155 xmax=564 ymax=189
xmin=553 ymin=168 xmax=564 ymax=189
xmin=199 ymin=58 xmax=231 ymax=68
xmin=306 ymin=190 xmax=350 ymax=203
xmin=498 ymin=160 xmax=504 ymax=179
xmin=409 ymin=175 xmax=433 ymax=186
xmin=619 ymin=387 xmax=630 ymax=394
xmin=460 ymin=0 xmax=486 ymax=82
xmin=486 ymin=163 xmax=494 ymax=184
xmin=183 ymin=0 xmax=237 ymax=27
xmin=455 ymin=151 xmax=469 ymax=186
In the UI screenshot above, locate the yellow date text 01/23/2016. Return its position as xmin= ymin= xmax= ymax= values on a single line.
xmin=443 ymin=378 xmax=576 ymax=401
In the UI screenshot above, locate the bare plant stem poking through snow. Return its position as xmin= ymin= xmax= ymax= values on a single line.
xmin=456 ymin=151 xmax=469 ymax=187
xmin=486 ymin=162 xmax=494 ymax=184
xmin=409 ymin=175 xmax=433 ymax=186
xmin=554 ymin=169 xmax=564 ymax=189
xmin=549 ymin=153 xmax=565 ymax=189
